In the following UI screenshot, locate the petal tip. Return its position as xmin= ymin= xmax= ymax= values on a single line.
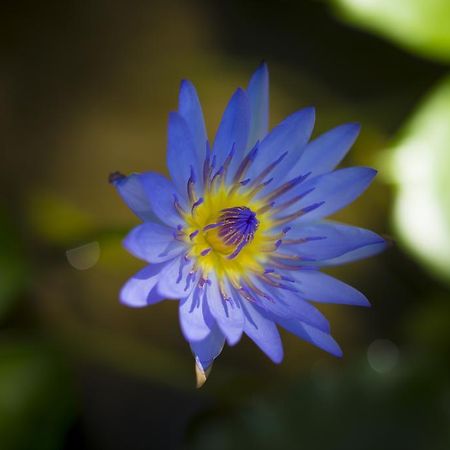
xmin=119 ymin=288 xmax=144 ymax=308
xmin=301 ymin=106 xmax=316 ymax=126
xmin=343 ymin=122 xmax=361 ymax=139
xmin=328 ymin=336 xmax=343 ymax=358
xmin=255 ymin=60 xmax=269 ymax=75
xmin=355 ymin=166 xmax=378 ymax=182
xmin=288 ymin=106 xmax=315 ymax=126
xmin=195 ymin=359 xmax=212 ymax=388
xmin=352 ymin=121 xmax=361 ymax=130
xmin=179 ymin=79 xmax=198 ymax=100
xmin=303 ymin=106 xmax=316 ymax=117
xmin=225 ymin=332 xmax=243 ymax=347
xmin=272 ymin=352 xmax=284 ymax=364
xmin=234 ymin=87 xmax=247 ymax=99
xmin=357 ymin=294 xmax=371 ymax=308
xmin=180 ymin=78 xmax=192 ymax=89
xmin=108 ymin=171 xmax=126 ymax=185
xmin=365 ymin=167 xmax=378 ymax=182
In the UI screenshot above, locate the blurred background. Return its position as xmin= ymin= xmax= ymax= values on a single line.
xmin=1 ymin=0 xmax=450 ymax=449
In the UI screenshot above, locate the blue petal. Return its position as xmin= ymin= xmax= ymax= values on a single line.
xmin=280 ymin=167 xmax=377 ymax=220
xmin=241 ymin=301 xmax=284 ymax=363
xmin=248 ymin=276 xmax=330 ymax=332
xmin=139 ymin=172 xmax=183 ymax=228
xmin=120 ymin=263 xmax=167 ymax=307
xmin=212 ymin=88 xmax=250 ymax=170
xmin=247 ymin=107 xmax=315 ymax=187
xmin=179 ymin=288 xmax=213 ymax=342
xmin=290 ymin=270 xmax=370 ymax=306
xmin=276 ymin=317 xmax=343 ymax=357
xmin=123 ymin=222 xmax=184 ymax=263
xmin=283 ymin=221 xmax=386 ymax=261
xmin=247 ymin=62 xmax=269 ymax=148
xmin=155 ymin=256 xmax=196 ymax=299
xmin=271 ymin=291 xmax=329 ymax=333
xmin=112 ymin=173 xmax=159 ymax=222
xmin=178 ymin=80 xmax=207 ymax=163
xmin=316 ymin=241 xmax=387 ymax=266
xmin=287 ymin=123 xmax=360 ymax=179
xmin=206 ymin=275 xmax=244 ymax=346
xmin=189 ymin=324 xmax=225 ymax=372
xmin=167 ymin=112 xmax=200 ymax=196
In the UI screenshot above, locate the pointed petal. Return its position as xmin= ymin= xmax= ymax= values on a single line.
xmin=206 ymin=276 xmax=244 ymax=346
xmin=242 ymin=301 xmax=284 ymax=363
xmin=283 ymin=221 xmax=386 ymax=261
xmin=291 ymin=270 xmax=370 ymax=306
xmin=213 ymin=88 xmax=250 ymax=169
xmin=280 ymin=167 xmax=377 ymax=220
xmin=112 ymin=173 xmax=159 ymax=222
xmin=178 ymin=80 xmax=207 ymax=162
xmin=277 ymin=317 xmax=343 ymax=357
xmin=179 ymin=288 xmax=213 ymax=342
xmin=247 ymin=107 xmax=315 ymax=187
xmin=120 ymin=263 xmax=167 ymax=307
xmin=248 ymin=277 xmax=330 ymax=332
xmin=247 ymin=62 xmax=269 ymax=148
xmin=189 ymin=324 xmax=225 ymax=373
xmin=317 ymin=241 xmax=387 ymax=266
xmin=123 ymin=222 xmax=184 ymax=263
xmin=287 ymin=123 xmax=360 ymax=179
xmin=139 ymin=172 xmax=183 ymax=228
xmin=167 ymin=112 xmax=200 ymax=196
xmin=156 ymin=256 xmax=196 ymax=299
xmin=195 ymin=361 xmax=212 ymax=388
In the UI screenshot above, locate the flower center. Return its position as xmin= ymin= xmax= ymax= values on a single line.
xmin=172 ymin=136 xmax=318 ymax=286
xmin=182 ymin=185 xmax=275 ymax=281
xmin=217 ymin=206 xmax=259 ymax=258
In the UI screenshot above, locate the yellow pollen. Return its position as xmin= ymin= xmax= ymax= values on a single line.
xmin=183 ymin=185 xmax=275 ymax=283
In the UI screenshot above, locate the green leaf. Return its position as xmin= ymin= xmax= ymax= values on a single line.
xmin=27 ymin=191 xmax=95 ymax=245
xmin=330 ymin=0 xmax=450 ymax=62
xmin=0 ymin=213 xmax=27 ymax=320
xmin=388 ymin=75 xmax=450 ymax=284
xmin=0 ymin=339 xmax=74 ymax=450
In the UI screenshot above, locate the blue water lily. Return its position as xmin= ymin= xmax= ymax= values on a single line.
xmin=111 ymin=63 xmax=386 ymax=386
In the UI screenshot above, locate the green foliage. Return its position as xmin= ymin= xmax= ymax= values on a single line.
xmin=186 ymin=357 xmax=450 ymax=450
xmin=330 ymin=0 xmax=450 ymax=62
xmin=0 ymin=339 xmax=74 ymax=450
xmin=388 ymin=76 xmax=450 ymax=284
xmin=27 ymin=192 xmax=96 ymax=246
xmin=0 ymin=213 xmax=27 ymax=320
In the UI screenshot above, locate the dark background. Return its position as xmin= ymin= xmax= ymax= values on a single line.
xmin=1 ymin=1 xmax=449 ymax=449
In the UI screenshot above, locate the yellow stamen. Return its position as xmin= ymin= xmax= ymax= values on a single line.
xmin=183 ymin=185 xmax=275 ymax=280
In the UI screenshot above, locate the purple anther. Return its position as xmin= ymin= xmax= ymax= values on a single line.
xmin=215 ymin=206 xmax=259 ymax=259
xmin=191 ymin=197 xmax=204 ymax=214
xmin=189 ymin=230 xmax=199 ymax=240
xmin=108 ymin=171 xmax=126 ymax=184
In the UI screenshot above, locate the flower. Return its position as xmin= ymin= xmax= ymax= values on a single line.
xmin=111 ymin=63 xmax=386 ymax=386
